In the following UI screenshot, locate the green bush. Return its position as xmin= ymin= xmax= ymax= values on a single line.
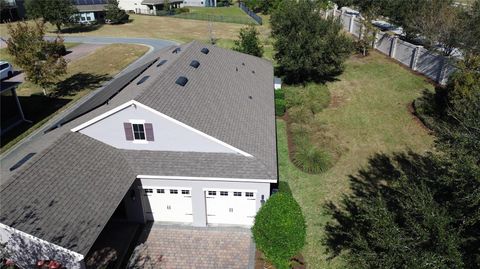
xmin=175 ymin=7 xmax=190 ymax=14
xmin=274 ymin=89 xmax=285 ymax=100
xmin=288 ymin=105 xmax=313 ymax=124
xmin=275 ymin=99 xmax=286 ymax=116
xmin=43 ymin=41 xmax=67 ymax=56
xmin=293 ymin=144 xmax=331 ymax=173
xmin=252 ymin=193 xmax=306 ymax=269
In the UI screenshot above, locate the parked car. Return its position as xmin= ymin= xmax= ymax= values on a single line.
xmin=0 ymin=61 xmax=13 ymax=80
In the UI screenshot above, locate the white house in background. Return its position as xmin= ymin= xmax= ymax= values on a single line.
xmin=118 ymin=0 xmax=147 ymax=12
xmin=0 ymin=41 xmax=277 ymax=268
xmin=183 ymin=0 xmax=217 ymax=7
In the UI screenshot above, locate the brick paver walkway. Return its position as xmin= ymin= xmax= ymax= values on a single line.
xmin=132 ymin=224 xmax=254 ymax=269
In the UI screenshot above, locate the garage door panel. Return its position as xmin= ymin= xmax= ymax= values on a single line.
xmin=205 ymin=190 xmax=257 ymax=226
xmin=142 ymin=187 xmax=193 ymax=223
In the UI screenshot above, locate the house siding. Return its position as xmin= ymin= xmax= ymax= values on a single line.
xmin=138 ymin=178 xmax=271 ymax=227
xmin=78 ymin=104 xmax=239 ymax=154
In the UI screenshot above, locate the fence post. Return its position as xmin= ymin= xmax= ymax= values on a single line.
xmin=372 ymin=32 xmax=378 ymax=49
xmin=389 ymin=36 xmax=398 ymax=58
xmin=349 ymin=15 xmax=356 ymax=33
xmin=411 ymin=45 xmax=423 ymax=71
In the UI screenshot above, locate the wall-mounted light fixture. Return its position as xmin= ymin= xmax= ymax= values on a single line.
xmin=261 ymin=194 xmax=265 ymax=205
xmin=130 ymin=189 xmax=136 ymax=201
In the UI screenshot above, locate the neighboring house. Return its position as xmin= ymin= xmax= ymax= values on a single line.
xmin=0 ymin=41 xmax=277 ymax=268
xmin=74 ymin=0 xmax=108 ymax=24
xmin=183 ymin=0 xmax=217 ymax=7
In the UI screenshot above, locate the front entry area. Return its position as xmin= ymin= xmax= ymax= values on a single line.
xmin=205 ymin=189 xmax=257 ymax=226
xmin=141 ymin=187 xmax=193 ymax=223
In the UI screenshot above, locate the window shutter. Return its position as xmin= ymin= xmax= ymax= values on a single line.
xmin=123 ymin=122 xmax=134 ymax=141
xmin=145 ymin=123 xmax=154 ymax=141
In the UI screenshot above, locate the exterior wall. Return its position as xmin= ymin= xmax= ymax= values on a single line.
xmin=76 ymin=12 xmax=96 ymax=23
xmin=139 ymin=178 xmax=271 ymax=227
xmin=78 ymin=104 xmax=238 ymax=153
xmin=0 ymin=223 xmax=85 ymax=269
xmin=375 ymin=33 xmax=393 ymax=55
xmin=182 ymin=0 xmax=207 ymax=7
xmin=124 ymin=180 xmax=147 ymax=223
xmin=416 ymin=48 xmax=444 ymax=81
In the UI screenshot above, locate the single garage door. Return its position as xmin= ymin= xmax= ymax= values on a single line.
xmin=142 ymin=187 xmax=193 ymax=223
xmin=205 ymin=189 xmax=257 ymax=226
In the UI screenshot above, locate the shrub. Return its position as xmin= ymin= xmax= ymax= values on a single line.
xmin=43 ymin=40 xmax=67 ymax=56
xmin=275 ymin=99 xmax=286 ymax=116
xmin=175 ymin=7 xmax=190 ymax=14
xmin=293 ymin=144 xmax=331 ymax=173
xmin=274 ymin=89 xmax=285 ymax=100
xmin=252 ymin=193 xmax=306 ymax=269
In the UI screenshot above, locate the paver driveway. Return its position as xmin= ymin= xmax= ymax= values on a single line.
xmin=131 ymin=224 xmax=255 ymax=269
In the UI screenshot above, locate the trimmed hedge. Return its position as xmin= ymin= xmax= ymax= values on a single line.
xmin=252 ymin=193 xmax=306 ymax=269
xmin=275 ymin=99 xmax=286 ymax=116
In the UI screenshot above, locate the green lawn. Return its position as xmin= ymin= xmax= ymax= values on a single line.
xmin=187 ymin=6 xmax=247 ymax=16
xmin=1 ymin=44 xmax=148 ymax=151
xmin=277 ymin=51 xmax=435 ymax=268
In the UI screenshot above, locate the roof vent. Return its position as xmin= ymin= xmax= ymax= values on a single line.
xmin=252 ymin=70 xmax=255 ymax=74
xmin=176 ymin=76 xmax=188 ymax=86
xmin=190 ymin=60 xmax=200 ymax=68
xmin=201 ymin=48 xmax=209 ymax=54
xmin=173 ymin=47 xmax=181 ymax=54
xmin=157 ymin=59 xmax=167 ymax=67
xmin=137 ymin=75 xmax=150 ymax=85
xmin=242 ymin=62 xmax=245 ymax=66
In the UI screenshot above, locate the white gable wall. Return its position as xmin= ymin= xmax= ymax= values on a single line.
xmin=77 ymin=103 xmax=239 ymax=153
xmin=118 ymin=0 xmax=148 ymax=11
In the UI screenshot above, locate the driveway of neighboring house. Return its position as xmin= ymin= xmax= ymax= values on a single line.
xmin=3 ymin=43 xmax=106 ymax=84
xmin=129 ymin=224 xmax=255 ymax=269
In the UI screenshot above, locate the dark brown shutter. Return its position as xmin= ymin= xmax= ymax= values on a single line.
xmin=123 ymin=122 xmax=134 ymax=141
xmin=145 ymin=123 xmax=154 ymax=141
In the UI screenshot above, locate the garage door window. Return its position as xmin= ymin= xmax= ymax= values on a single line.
xmin=208 ymin=191 xmax=216 ymax=196
xmin=157 ymin=189 xmax=165 ymax=193
xmin=234 ymin=192 xmax=242 ymax=196
xmin=144 ymin=189 xmax=153 ymax=193
xmin=220 ymin=191 xmax=228 ymax=196
xmin=182 ymin=190 xmax=190 ymax=195
xmin=245 ymin=192 xmax=254 ymax=197
xmin=170 ymin=189 xmax=178 ymax=194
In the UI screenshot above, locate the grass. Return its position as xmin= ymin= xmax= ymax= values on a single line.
xmin=277 ymin=51 xmax=435 ymax=268
xmin=1 ymin=44 xmax=148 ymax=151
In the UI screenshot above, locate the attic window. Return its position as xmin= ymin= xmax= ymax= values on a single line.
xmin=137 ymin=75 xmax=150 ymax=85
xmin=156 ymin=60 xmax=167 ymax=67
xmin=201 ymin=48 xmax=209 ymax=54
xmin=172 ymin=47 xmax=181 ymax=54
xmin=190 ymin=60 xmax=200 ymax=68
xmin=176 ymin=76 xmax=188 ymax=86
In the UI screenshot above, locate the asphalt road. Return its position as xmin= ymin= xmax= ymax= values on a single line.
xmin=0 ymin=36 xmax=177 ymax=179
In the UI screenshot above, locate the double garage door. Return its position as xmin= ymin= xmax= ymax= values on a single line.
xmin=142 ymin=187 xmax=257 ymax=226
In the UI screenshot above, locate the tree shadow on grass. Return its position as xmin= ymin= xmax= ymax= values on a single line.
xmin=274 ymin=66 xmax=342 ymax=85
xmin=58 ymin=24 xmax=104 ymax=34
xmin=53 ymin=73 xmax=111 ymax=97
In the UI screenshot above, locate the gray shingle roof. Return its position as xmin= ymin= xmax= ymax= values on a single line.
xmin=135 ymin=41 xmax=277 ymax=178
xmin=0 ymin=132 xmax=136 ymax=255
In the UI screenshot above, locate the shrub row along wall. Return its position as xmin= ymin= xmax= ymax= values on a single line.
xmin=331 ymin=8 xmax=456 ymax=85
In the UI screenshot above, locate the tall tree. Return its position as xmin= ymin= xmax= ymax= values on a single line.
xmin=233 ymin=25 xmax=263 ymax=57
xmin=6 ymin=21 xmax=67 ymax=95
xmin=105 ymin=0 xmax=129 ymax=24
xmin=461 ymin=0 xmax=480 ymax=55
xmin=271 ymin=0 xmax=352 ymax=83
xmin=25 ymin=0 xmax=77 ymax=32
xmin=325 ymin=152 xmax=480 ymax=268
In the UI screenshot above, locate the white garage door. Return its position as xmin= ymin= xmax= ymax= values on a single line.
xmin=205 ymin=189 xmax=257 ymax=226
xmin=142 ymin=187 xmax=193 ymax=223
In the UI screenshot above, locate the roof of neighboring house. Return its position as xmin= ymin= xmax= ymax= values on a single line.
xmin=0 ymin=132 xmax=136 ymax=256
xmin=75 ymin=4 xmax=107 ymax=12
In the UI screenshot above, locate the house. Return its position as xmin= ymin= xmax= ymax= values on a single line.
xmin=119 ymin=0 xmax=183 ymax=14
xmin=74 ymin=0 xmax=108 ymax=24
xmin=182 ymin=0 xmax=217 ymax=7
xmin=0 ymin=41 xmax=277 ymax=268
xmin=0 ymin=0 xmax=26 ymax=21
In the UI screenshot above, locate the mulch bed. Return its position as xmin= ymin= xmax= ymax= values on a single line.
xmin=254 ymin=250 xmax=307 ymax=269
xmin=407 ymin=102 xmax=433 ymax=134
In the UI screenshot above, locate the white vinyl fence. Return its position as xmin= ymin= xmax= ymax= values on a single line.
xmin=332 ymin=8 xmax=456 ymax=85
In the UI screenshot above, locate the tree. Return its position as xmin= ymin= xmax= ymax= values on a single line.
xmin=461 ymin=0 xmax=480 ymax=55
xmin=105 ymin=0 xmax=129 ymax=24
xmin=271 ymin=0 xmax=352 ymax=83
xmin=325 ymin=152 xmax=480 ymax=268
xmin=233 ymin=25 xmax=263 ymax=57
xmin=252 ymin=193 xmax=306 ymax=269
xmin=408 ymin=0 xmax=462 ymax=56
xmin=25 ymin=0 xmax=77 ymax=32
xmin=6 ymin=21 xmax=67 ymax=95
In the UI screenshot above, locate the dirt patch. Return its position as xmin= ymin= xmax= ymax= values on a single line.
xmin=329 ymin=93 xmax=345 ymax=109
xmin=254 ymin=250 xmax=306 ymax=269
xmin=407 ymin=102 xmax=433 ymax=133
